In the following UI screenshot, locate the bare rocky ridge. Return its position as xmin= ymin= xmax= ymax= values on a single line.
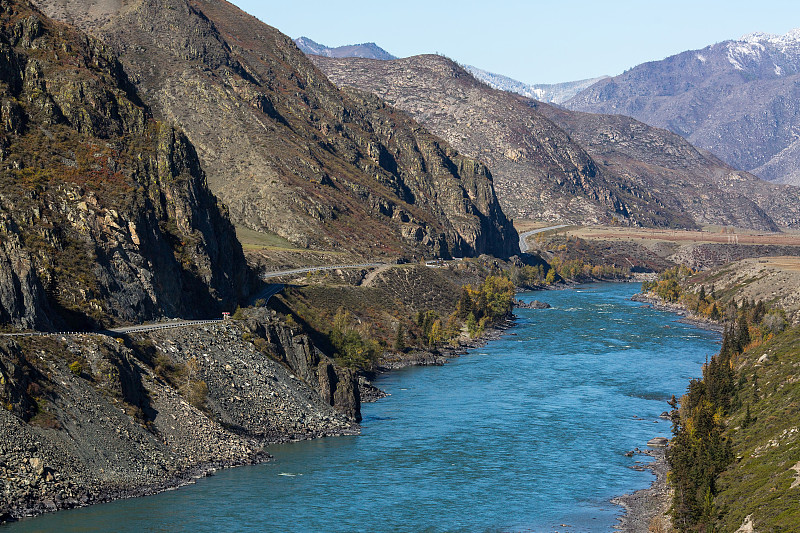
xmin=464 ymin=65 xmax=608 ymax=105
xmin=33 ymin=0 xmax=518 ymax=259
xmin=537 ymin=104 xmax=800 ymax=229
xmin=566 ymin=29 xmax=800 ymax=187
xmin=312 ymin=54 xmax=798 ymax=230
xmin=294 ymin=36 xmax=396 ymax=60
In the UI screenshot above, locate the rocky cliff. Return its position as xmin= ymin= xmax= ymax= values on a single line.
xmin=566 ymin=29 xmax=800 ymax=187
xmin=0 ymin=0 xmax=253 ymax=331
xmin=313 ymin=54 xmax=798 ymax=230
xmin=33 ymin=0 xmax=518 ymax=259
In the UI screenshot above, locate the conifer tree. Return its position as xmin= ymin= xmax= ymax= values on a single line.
xmin=736 ymin=312 xmax=751 ymax=352
xmin=394 ymin=322 xmax=405 ymax=352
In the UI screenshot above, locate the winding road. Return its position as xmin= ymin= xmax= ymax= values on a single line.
xmin=260 ymin=262 xmax=385 ymax=279
xmin=1 ymin=263 xmax=387 ymax=338
xmin=518 ymin=224 xmax=570 ymax=253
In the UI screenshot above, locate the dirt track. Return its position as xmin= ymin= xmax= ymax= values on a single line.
xmin=569 ymin=227 xmax=800 ymax=246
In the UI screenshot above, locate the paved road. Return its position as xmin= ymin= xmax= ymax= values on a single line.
xmin=0 ymin=263 xmax=387 ymax=338
xmin=260 ymin=262 xmax=386 ymax=279
xmin=518 ymin=225 xmax=571 ymax=253
xmin=247 ymin=283 xmax=285 ymax=306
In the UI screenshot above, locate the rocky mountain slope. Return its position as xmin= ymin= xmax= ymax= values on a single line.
xmin=566 ymin=29 xmax=800 ymax=186
xmin=312 ymin=54 xmax=800 ymax=230
xmin=0 ymin=0 xmax=252 ymax=331
xmin=464 ymin=66 xmax=607 ymax=104
xmin=295 ymin=36 xmax=396 ymax=60
xmin=537 ymin=104 xmax=800 ymax=230
xmin=0 ymin=0 xmax=365 ymax=522
xmin=33 ymin=0 xmax=518 ymax=259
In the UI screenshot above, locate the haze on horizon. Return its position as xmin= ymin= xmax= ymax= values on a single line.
xmin=231 ymin=0 xmax=800 ymax=84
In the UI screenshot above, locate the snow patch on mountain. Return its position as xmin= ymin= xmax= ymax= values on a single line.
xmin=465 ymin=66 xmax=608 ymax=104
xmin=724 ymin=28 xmax=800 ymax=74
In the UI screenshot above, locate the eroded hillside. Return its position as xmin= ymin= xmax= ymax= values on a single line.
xmin=33 ymin=0 xmax=518 ymax=259
xmin=313 ymin=54 xmax=800 ymax=231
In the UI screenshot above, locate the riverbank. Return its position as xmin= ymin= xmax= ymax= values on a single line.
xmin=0 ymin=310 xmax=516 ymax=525
xmin=2 ymin=282 xmax=720 ymax=532
xmin=0 ymin=317 xmax=359 ymax=524
xmin=370 ymin=316 xmax=516 ymax=379
xmin=631 ymin=293 xmax=724 ymax=332
xmin=613 ymin=447 xmax=672 ymax=532
xmin=612 ymin=291 xmax=726 ymax=531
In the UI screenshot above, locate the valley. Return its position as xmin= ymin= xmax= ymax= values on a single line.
xmin=1 ymin=0 xmax=800 ymax=531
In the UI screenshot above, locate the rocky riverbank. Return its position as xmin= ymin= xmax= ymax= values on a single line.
xmin=376 ymin=317 xmax=517 ymax=373
xmin=613 ymin=447 xmax=672 ymax=532
xmin=631 ymin=293 xmax=724 ymax=332
xmin=0 ymin=309 xmax=360 ymax=524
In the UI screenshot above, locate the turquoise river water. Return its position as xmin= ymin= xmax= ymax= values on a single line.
xmin=3 ymin=283 xmax=720 ymax=532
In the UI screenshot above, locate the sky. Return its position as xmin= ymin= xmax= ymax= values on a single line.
xmin=229 ymin=1 xmax=800 ymax=85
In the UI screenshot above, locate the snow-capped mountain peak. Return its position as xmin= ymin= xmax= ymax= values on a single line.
xmin=727 ymin=28 xmax=800 ymax=74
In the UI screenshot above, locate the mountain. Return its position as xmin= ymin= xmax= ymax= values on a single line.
xmin=0 ymin=0 xmax=252 ymax=331
xmin=566 ymin=29 xmax=800 ymax=186
xmin=535 ymin=103 xmax=800 ymax=230
xmin=294 ymin=36 xmax=396 ymax=60
xmin=464 ymin=66 xmax=608 ymax=104
xmin=31 ymin=0 xmax=517 ymax=260
xmin=312 ymin=54 xmax=800 ymax=230
xmin=291 ymin=37 xmax=604 ymax=105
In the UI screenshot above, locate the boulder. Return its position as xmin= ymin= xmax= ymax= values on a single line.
xmin=515 ymin=299 xmax=551 ymax=309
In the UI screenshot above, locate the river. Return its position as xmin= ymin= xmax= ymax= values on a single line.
xmin=3 ymin=283 xmax=719 ymax=532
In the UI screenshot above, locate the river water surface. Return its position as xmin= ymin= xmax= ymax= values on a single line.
xmin=4 ymin=283 xmax=720 ymax=532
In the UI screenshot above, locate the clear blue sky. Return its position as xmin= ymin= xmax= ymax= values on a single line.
xmin=230 ymin=1 xmax=800 ymax=84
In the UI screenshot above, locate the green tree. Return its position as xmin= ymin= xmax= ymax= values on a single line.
xmin=455 ymin=288 xmax=474 ymax=320
xmin=394 ymin=322 xmax=405 ymax=352
xmin=736 ymin=313 xmax=751 ymax=351
xmin=465 ymin=312 xmax=478 ymax=337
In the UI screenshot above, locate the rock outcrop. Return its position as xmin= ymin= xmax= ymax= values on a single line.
xmin=33 ymin=0 xmax=519 ymax=259
xmin=0 ymin=0 xmax=252 ymax=331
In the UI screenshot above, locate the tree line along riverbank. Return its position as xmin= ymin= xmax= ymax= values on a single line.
xmin=637 ymin=265 xmax=800 ymax=531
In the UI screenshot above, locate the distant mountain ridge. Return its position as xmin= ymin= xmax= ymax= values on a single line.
xmin=465 ymin=66 xmax=608 ymax=104
xmin=566 ymin=28 xmax=800 ymax=186
xmin=292 ymin=36 xmax=606 ymax=105
xmin=294 ymin=36 xmax=396 ymax=60
xmin=312 ymin=53 xmax=800 ymax=230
